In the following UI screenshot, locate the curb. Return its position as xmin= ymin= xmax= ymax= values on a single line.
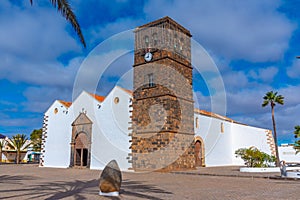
xmin=170 ymin=171 xmax=286 ymax=180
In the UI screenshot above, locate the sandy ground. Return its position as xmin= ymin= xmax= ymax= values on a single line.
xmin=0 ymin=164 xmax=299 ymax=200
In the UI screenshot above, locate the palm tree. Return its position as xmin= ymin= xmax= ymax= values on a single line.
xmin=0 ymin=139 xmax=7 ymax=163
xmin=8 ymin=134 xmax=31 ymax=164
xmin=30 ymin=0 xmax=86 ymax=48
xmin=262 ymin=91 xmax=284 ymax=167
xmin=294 ymin=125 xmax=300 ymax=154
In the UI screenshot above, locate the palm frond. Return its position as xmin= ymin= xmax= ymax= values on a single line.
xmin=262 ymin=100 xmax=269 ymax=107
xmin=0 ymin=140 xmax=7 ymax=149
xmin=9 ymin=134 xmax=30 ymax=150
xmin=30 ymin=0 xmax=86 ymax=48
xmin=275 ymin=95 xmax=284 ymax=105
xmin=50 ymin=0 xmax=86 ymax=47
xmin=294 ymin=125 xmax=300 ymax=138
xmin=262 ymin=91 xmax=284 ymax=107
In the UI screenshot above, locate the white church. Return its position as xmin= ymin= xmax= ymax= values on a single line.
xmin=40 ymin=85 xmax=275 ymax=170
xmin=40 ymin=17 xmax=275 ymax=171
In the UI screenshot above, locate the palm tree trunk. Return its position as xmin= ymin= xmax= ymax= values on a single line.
xmin=271 ymin=105 xmax=280 ymax=167
xmin=16 ymin=150 xmax=20 ymax=164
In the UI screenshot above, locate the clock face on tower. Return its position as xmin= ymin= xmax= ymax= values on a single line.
xmin=144 ymin=52 xmax=152 ymax=62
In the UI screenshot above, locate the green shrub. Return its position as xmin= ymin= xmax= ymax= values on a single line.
xmin=235 ymin=147 xmax=276 ymax=167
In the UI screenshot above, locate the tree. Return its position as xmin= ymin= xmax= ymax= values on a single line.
xmin=235 ymin=147 xmax=276 ymax=167
xmin=294 ymin=125 xmax=300 ymax=154
xmin=30 ymin=129 xmax=42 ymax=152
xmin=30 ymin=0 xmax=86 ymax=48
xmin=8 ymin=134 xmax=31 ymax=164
xmin=0 ymin=139 xmax=7 ymax=163
xmin=262 ymin=91 xmax=284 ymax=167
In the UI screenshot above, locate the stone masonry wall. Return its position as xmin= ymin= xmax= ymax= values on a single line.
xmin=130 ymin=17 xmax=195 ymax=171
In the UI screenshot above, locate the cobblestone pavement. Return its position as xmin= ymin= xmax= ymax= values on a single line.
xmin=0 ymin=164 xmax=299 ymax=200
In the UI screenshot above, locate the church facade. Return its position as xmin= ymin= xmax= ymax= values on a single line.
xmin=40 ymin=17 xmax=275 ymax=171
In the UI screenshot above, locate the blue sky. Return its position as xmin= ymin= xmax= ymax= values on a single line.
xmin=1 ymin=0 xmax=300 ymax=144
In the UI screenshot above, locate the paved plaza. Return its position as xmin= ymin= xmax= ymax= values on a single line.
xmin=0 ymin=164 xmax=299 ymax=199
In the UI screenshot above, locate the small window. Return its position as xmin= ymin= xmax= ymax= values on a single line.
xmin=180 ymin=37 xmax=184 ymax=51
xmin=174 ymin=34 xmax=178 ymax=50
xmin=54 ymin=108 xmax=58 ymax=114
xmin=148 ymin=73 xmax=154 ymax=87
xmin=152 ymin=33 xmax=158 ymax=46
xmin=221 ymin=122 xmax=224 ymax=133
xmin=144 ymin=73 xmax=155 ymax=88
xmin=145 ymin=35 xmax=149 ymax=47
xmin=195 ymin=117 xmax=199 ymax=128
xmin=114 ymin=97 xmax=119 ymax=104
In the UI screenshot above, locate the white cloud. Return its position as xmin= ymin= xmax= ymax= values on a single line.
xmin=143 ymin=0 xmax=295 ymax=62
xmin=278 ymin=85 xmax=300 ymax=107
xmin=0 ymin=55 xmax=83 ymax=87
xmin=193 ymin=91 xmax=211 ymax=111
xmin=22 ymin=86 xmax=73 ymax=113
xmin=222 ymin=71 xmax=249 ymax=91
xmin=0 ymin=2 xmax=81 ymax=61
xmin=248 ymin=66 xmax=278 ymax=82
xmin=86 ymin=17 xmax=143 ymax=46
xmin=0 ymin=0 xmax=84 ymax=87
xmin=224 ymin=84 xmax=300 ymax=143
xmin=0 ymin=117 xmax=40 ymax=127
xmin=287 ymin=59 xmax=300 ymax=78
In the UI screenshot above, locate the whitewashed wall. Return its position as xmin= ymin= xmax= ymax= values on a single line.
xmin=231 ymin=123 xmax=272 ymax=165
xmin=90 ymin=86 xmax=131 ymax=170
xmin=195 ymin=114 xmax=234 ymax=166
xmin=279 ymin=146 xmax=300 ymax=163
xmin=43 ymin=101 xmax=72 ymax=168
xmin=195 ymin=113 xmax=272 ymax=167
xmin=43 ymin=86 xmax=132 ymax=170
xmin=43 ymin=86 xmax=273 ymax=169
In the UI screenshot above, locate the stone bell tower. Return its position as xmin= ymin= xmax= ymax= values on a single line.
xmin=130 ymin=16 xmax=195 ymax=171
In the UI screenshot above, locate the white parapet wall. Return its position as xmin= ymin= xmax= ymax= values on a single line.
xmin=240 ymin=167 xmax=300 ymax=173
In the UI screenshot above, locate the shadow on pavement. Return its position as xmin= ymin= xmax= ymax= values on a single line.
xmin=0 ymin=175 xmax=35 ymax=185
xmin=120 ymin=179 xmax=173 ymax=200
xmin=0 ymin=177 xmax=172 ymax=199
xmin=0 ymin=179 xmax=98 ymax=199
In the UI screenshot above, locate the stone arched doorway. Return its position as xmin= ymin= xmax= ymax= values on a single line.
xmin=70 ymin=112 xmax=92 ymax=168
xmin=194 ymin=136 xmax=205 ymax=167
xmin=74 ymin=133 xmax=89 ymax=167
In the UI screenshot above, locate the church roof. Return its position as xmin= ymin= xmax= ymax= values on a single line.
xmin=195 ymin=108 xmax=239 ymax=124
xmin=57 ymin=93 xmax=105 ymax=108
xmin=88 ymin=93 xmax=105 ymax=102
xmin=55 ymin=87 xmax=247 ymax=126
xmin=58 ymin=100 xmax=72 ymax=108
xmin=117 ymin=86 xmax=133 ymax=95
xmin=194 ymin=108 xmax=248 ymax=126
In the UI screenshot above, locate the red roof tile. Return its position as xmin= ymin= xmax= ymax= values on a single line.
xmin=89 ymin=93 xmax=105 ymax=102
xmin=58 ymin=100 xmax=72 ymax=108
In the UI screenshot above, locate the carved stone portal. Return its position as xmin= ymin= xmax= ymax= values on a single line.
xmin=70 ymin=112 xmax=93 ymax=168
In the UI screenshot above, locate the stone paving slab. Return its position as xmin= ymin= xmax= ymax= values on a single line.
xmin=0 ymin=164 xmax=299 ymax=199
